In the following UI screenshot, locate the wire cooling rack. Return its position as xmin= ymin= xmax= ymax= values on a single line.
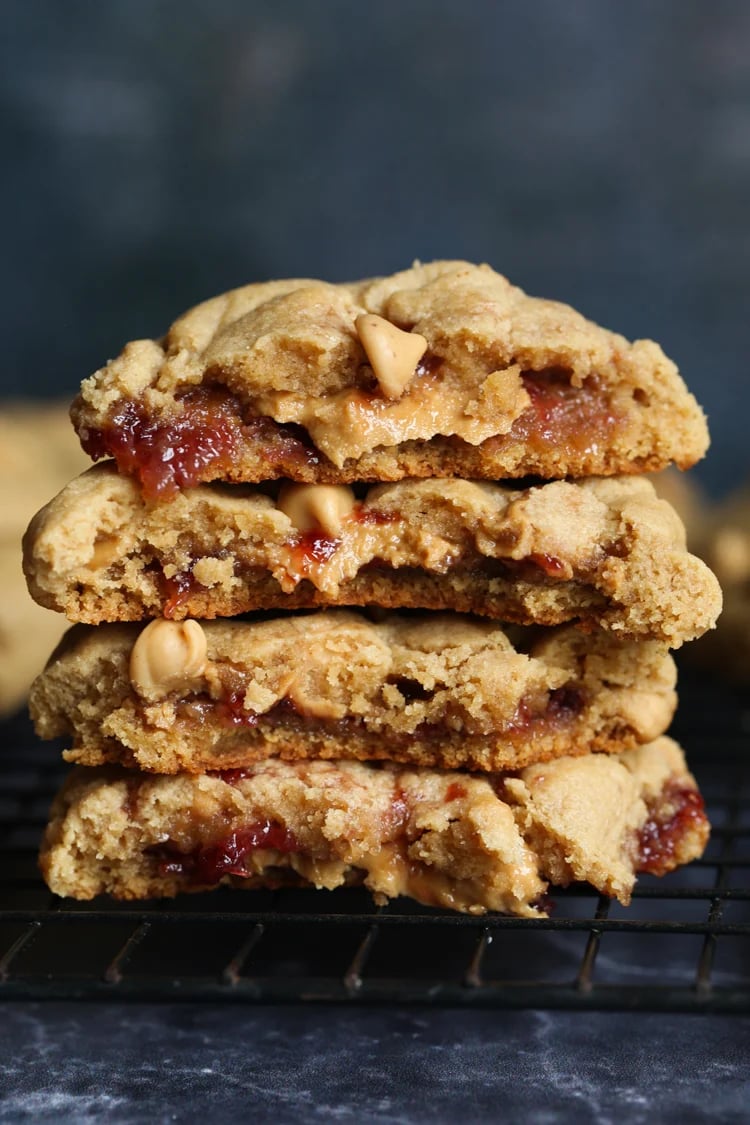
xmin=1 ymin=671 xmax=748 ymax=1010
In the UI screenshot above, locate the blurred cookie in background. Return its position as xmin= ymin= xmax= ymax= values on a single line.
xmin=707 ymin=486 xmax=750 ymax=589
xmin=0 ymin=403 xmax=89 ymax=534
xmin=652 ymin=468 xmax=750 ymax=682
xmin=649 ymin=467 xmax=708 ymax=553
xmin=0 ymin=402 xmax=89 ymax=715
xmin=692 ymin=484 xmax=750 ymax=681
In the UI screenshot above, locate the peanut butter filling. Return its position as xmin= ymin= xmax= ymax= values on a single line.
xmin=253 ymin=361 xmax=529 ymax=466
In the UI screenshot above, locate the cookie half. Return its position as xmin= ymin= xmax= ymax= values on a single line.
xmin=30 ymin=611 xmax=677 ymax=774
xmin=39 ymin=738 xmax=709 ymax=914
xmin=70 ymin=261 xmax=708 ymax=495
xmin=24 ymin=464 xmax=721 ymax=645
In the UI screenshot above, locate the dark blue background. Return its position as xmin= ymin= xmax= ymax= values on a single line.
xmin=3 ymin=1 xmax=748 ymax=493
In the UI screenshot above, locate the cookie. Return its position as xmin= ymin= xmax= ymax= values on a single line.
xmin=687 ymin=483 xmax=750 ymax=679
xmin=0 ymin=541 xmax=77 ymax=716
xmin=24 ymin=463 xmax=721 ymax=645
xmin=0 ymin=402 xmax=89 ymax=537
xmin=30 ymin=611 xmax=677 ymax=774
xmin=0 ymin=402 xmax=89 ymax=715
xmin=39 ymin=737 xmax=709 ymax=913
xmin=650 ymin=467 xmax=707 ymax=549
xmin=70 ymin=261 xmax=708 ymax=496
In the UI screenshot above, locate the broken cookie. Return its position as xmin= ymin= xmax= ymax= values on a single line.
xmin=30 ymin=611 xmax=677 ymax=774
xmin=39 ymin=738 xmax=709 ymax=914
xmin=70 ymin=261 xmax=709 ymax=495
xmin=24 ymin=464 xmax=721 ymax=644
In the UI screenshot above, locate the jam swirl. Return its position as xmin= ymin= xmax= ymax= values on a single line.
xmin=636 ymin=783 xmax=708 ymax=875
xmin=147 ymin=821 xmax=299 ymax=884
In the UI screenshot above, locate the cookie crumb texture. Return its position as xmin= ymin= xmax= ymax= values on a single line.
xmin=70 ymin=262 xmax=709 ymax=493
xmin=30 ymin=611 xmax=677 ymax=774
xmin=39 ymin=739 xmax=709 ymax=914
xmin=25 ymin=465 xmax=721 ymax=644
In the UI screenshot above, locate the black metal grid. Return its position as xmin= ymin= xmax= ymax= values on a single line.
xmin=1 ymin=671 xmax=749 ymax=1010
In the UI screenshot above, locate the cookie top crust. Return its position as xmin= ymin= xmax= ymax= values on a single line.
xmin=39 ymin=738 xmax=709 ymax=912
xmin=25 ymin=463 xmax=721 ymax=645
xmin=30 ymin=610 xmax=677 ymax=774
xmin=70 ymin=261 xmax=709 ymax=493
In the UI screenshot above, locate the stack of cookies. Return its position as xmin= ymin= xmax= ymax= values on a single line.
xmin=24 ymin=262 xmax=721 ymax=916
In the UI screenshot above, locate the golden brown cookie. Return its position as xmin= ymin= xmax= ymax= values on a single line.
xmin=24 ymin=463 xmax=721 ymax=645
xmin=30 ymin=611 xmax=677 ymax=774
xmin=70 ymin=262 xmax=708 ymax=495
xmin=39 ymin=738 xmax=709 ymax=913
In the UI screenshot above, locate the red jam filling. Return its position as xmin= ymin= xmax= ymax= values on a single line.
xmin=214 ymin=689 xmax=260 ymax=728
xmin=160 ymin=569 xmax=203 ymax=619
xmin=80 ymin=387 xmax=320 ymax=498
xmin=479 ymin=553 xmax=570 ymax=585
xmin=546 ymin=686 xmax=585 ymax=722
xmin=383 ymin=787 xmax=410 ymax=837
xmin=636 ymin=784 xmax=708 ymax=876
xmin=288 ymin=530 xmax=341 ymax=574
xmin=445 ymin=781 xmax=467 ymax=802
xmin=147 ymin=821 xmax=299 ymax=884
xmin=508 ymin=686 xmax=584 ymax=733
xmin=80 ymin=388 xmax=244 ymax=500
xmin=498 ymin=371 xmax=622 ymax=459
xmin=527 ymin=552 xmax=567 ymax=578
xmin=353 ymin=506 xmax=400 ymax=528
xmin=208 ymin=768 xmax=253 ymax=785
xmin=256 ymin=419 xmax=322 ymax=470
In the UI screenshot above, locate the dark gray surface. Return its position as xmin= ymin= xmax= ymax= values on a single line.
xmin=2 ymin=0 xmax=749 ymax=492
xmin=1 ymin=1004 xmax=749 ymax=1123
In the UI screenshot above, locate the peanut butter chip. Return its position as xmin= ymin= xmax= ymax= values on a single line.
xmin=355 ymin=314 xmax=427 ymax=399
xmin=277 ymin=482 xmax=356 ymax=535
xmin=129 ymin=619 xmax=208 ymax=702
xmin=87 ymin=535 xmax=121 ymax=570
